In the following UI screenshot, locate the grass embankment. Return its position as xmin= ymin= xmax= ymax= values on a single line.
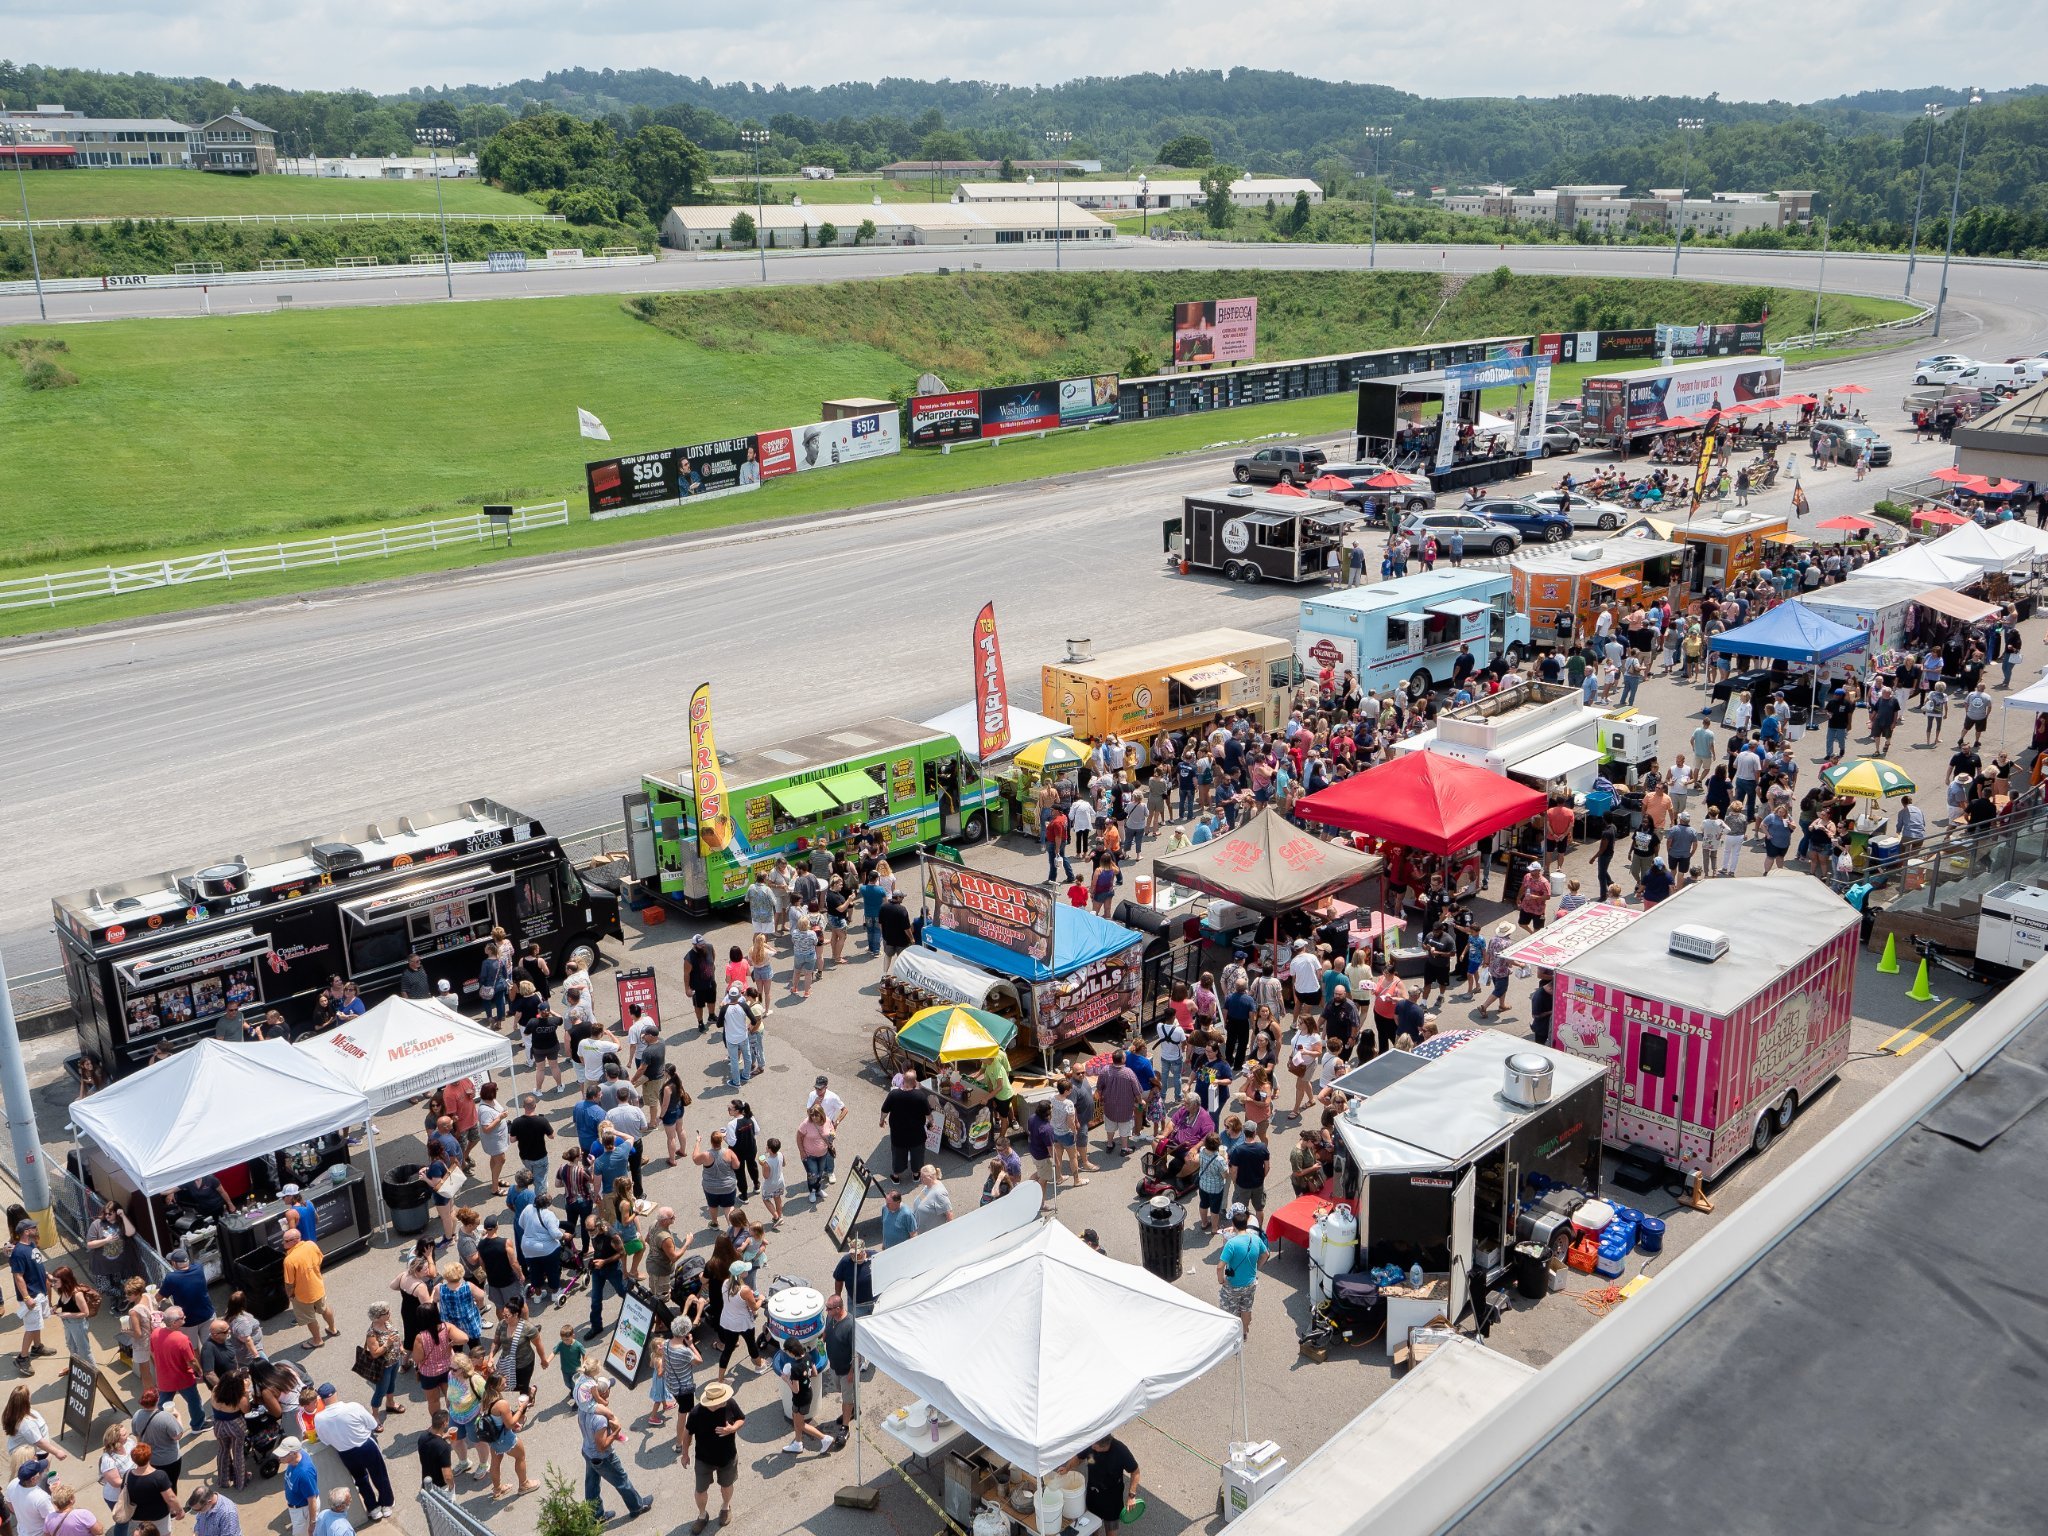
xmin=706 ymin=176 xmax=964 ymax=206
xmin=7 ymin=169 xmax=543 ymax=220
xmin=0 ymin=268 xmax=1902 ymax=632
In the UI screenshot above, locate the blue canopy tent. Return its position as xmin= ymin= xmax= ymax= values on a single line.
xmin=924 ymin=903 xmax=1140 ymax=983
xmin=1707 ymin=600 xmax=1869 ymax=725
xmin=924 ymin=904 xmax=1146 ymax=1057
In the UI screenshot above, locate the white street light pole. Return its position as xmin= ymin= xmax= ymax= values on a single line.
xmin=414 ymin=125 xmax=456 ymax=300
xmin=1361 ymin=126 xmax=1391 ymax=269
xmin=1671 ymin=117 xmax=1703 ymax=278
xmin=739 ymin=129 xmax=770 ymax=281
xmin=1045 ymin=131 xmax=1071 ymax=269
xmin=2 ymin=105 xmax=48 ymax=321
xmin=1904 ymin=103 xmax=1941 ymax=299
xmin=1934 ymin=91 xmax=1982 ymax=339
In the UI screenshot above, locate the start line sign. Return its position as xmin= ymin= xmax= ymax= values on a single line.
xmin=102 ymin=274 xmax=150 ymax=288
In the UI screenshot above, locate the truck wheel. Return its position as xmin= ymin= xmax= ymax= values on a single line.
xmin=1596 ymin=511 xmax=1620 ymax=531
xmin=1545 ymin=523 xmax=1570 ymax=543
xmin=1775 ymin=1093 xmax=1798 ymax=1134
xmin=1491 ymin=537 xmax=1514 ymax=556
xmin=1234 ymin=465 xmax=1251 ymax=483
xmin=567 ymin=941 xmax=597 ymax=974
xmin=1222 ymin=561 xmax=1241 ymax=582
xmin=1504 ymin=643 xmax=1526 ymax=666
xmin=1751 ymin=1112 xmax=1776 ymax=1156
xmin=1408 ymin=668 xmax=1433 ymax=699
xmin=1240 ymin=565 xmax=1261 ymax=585
xmin=963 ymin=811 xmax=987 ymax=842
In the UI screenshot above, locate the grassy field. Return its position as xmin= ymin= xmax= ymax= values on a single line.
xmin=0 ymin=267 xmax=1917 ymax=632
xmin=8 ymin=169 xmax=544 ymax=220
xmin=707 ymin=176 xmax=963 ymax=206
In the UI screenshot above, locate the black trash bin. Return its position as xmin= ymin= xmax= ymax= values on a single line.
xmin=1513 ymin=1243 xmax=1549 ymax=1301
xmin=1136 ymin=1196 xmax=1186 ymax=1282
xmin=233 ymin=1244 xmax=290 ymax=1321
xmin=384 ymin=1162 xmax=431 ymax=1236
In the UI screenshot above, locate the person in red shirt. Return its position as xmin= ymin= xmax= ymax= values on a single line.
xmin=441 ymin=1075 xmax=479 ymax=1147
xmin=150 ymin=1308 xmax=206 ymax=1429
xmin=1066 ymin=877 xmax=1088 ymax=908
xmin=1541 ymin=798 xmax=1576 ymax=875
xmin=1044 ymin=809 xmax=1072 ymax=884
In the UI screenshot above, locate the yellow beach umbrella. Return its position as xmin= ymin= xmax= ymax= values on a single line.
xmin=1012 ymin=736 xmax=1090 ymax=772
xmin=1822 ymin=757 xmax=1916 ymax=799
xmin=900 ymin=1005 xmax=1007 ymax=1061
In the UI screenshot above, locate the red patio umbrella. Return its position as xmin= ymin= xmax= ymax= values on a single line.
xmin=1930 ymin=466 xmax=1972 ymax=484
xmin=1719 ymin=401 xmax=1761 ymax=415
xmin=1305 ymin=474 xmax=1354 ymax=493
xmin=1781 ymin=393 xmax=1820 ymax=407
xmin=1832 ymin=383 xmax=1870 ymax=394
xmin=1294 ymin=752 xmax=1547 ymax=858
xmin=1967 ymin=476 xmax=2024 ymax=496
xmin=1815 ymin=514 xmax=1875 ymax=532
xmin=1362 ymin=471 xmax=1412 ymax=490
xmin=1912 ymin=507 xmax=1970 ymax=526
xmin=1268 ymin=481 xmax=1310 ymax=497
xmin=1661 ymin=414 xmax=1701 ymax=429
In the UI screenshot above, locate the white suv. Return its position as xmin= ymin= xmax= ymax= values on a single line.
xmin=1519 ymin=490 xmax=1629 ymax=531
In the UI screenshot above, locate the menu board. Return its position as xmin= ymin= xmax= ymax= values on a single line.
xmin=889 ymin=757 xmax=916 ymax=805
xmin=605 ymin=1289 xmax=654 ymax=1385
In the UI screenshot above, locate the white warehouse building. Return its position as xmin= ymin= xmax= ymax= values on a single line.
xmin=956 ymin=176 xmax=1322 ymax=212
xmin=661 ymin=199 xmax=1114 ymax=251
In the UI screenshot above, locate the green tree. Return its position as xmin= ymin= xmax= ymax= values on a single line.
xmin=626 ymin=124 xmax=709 ymax=219
xmin=1158 ymin=133 xmax=1213 ymax=167
xmin=729 ymin=210 xmax=756 ymax=244
xmin=999 ymin=156 xmax=1016 ymax=181
xmin=414 ymin=98 xmax=462 ymax=138
xmin=1291 ymin=189 xmax=1311 ymax=231
xmin=857 ymin=217 xmax=877 ymax=244
xmin=818 ymin=221 xmax=839 ymax=245
xmin=918 ymin=129 xmax=973 ymax=164
xmin=1200 ymin=163 xmax=1241 ymax=229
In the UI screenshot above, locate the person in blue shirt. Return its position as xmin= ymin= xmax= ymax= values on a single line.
xmin=158 ymin=1246 xmax=216 ymax=1332
xmin=858 ymin=878 xmax=888 ymax=955
xmin=571 ymin=1085 xmax=607 ymax=1156
xmin=1214 ymin=1206 xmax=1271 ymax=1339
xmin=287 ymin=1192 xmax=318 ymax=1243
xmin=281 ymin=1439 xmax=319 ymax=1535
xmin=879 ymin=1188 xmax=917 ymax=1248
xmin=334 ymin=983 xmax=367 ymax=1018
xmin=1190 ymin=816 xmax=1215 ymax=846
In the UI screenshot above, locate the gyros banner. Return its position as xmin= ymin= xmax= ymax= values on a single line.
xmin=687 ymin=683 xmax=734 ymax=857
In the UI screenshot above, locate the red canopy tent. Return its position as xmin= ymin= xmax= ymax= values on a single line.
xmin=1294 ymin=752 xmax=1547 ymax=857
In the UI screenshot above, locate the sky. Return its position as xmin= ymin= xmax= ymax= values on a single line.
xmin=7 ymin=0 xmax=2045 ymax=103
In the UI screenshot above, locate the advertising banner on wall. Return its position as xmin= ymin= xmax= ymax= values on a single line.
xmin=978 ymin=382 xmax=1061 ymax=438
xmin=971 ymin=602 xmax=1010 ymax=763
xmin=1036 ymin=943 xmax=1144 ymax=1045
xmin=1171 ymin=297 xmax=1259 ymax=366
xmin=1523 ymin=360 xmax=1554 ymax=455
xmin=1594 ymin=328 xmax=1659 ymax=361
xmin=908 ymin=391 xmax=982 ymax=446
xmin=1058 ymin=374 xmax=1120 ymax=426
xmin=758 ymin=410 xmax=901 ymax=479
xmin=585 ymin=437 xmax=760 ymax=516
xmin=1435 ymin=375 xmax=1462 ymax=470
xmin=1655 ymin=321 xmax=1768 ymax=358
xmin=1537 ymin=333 xmax=1565 ymax=363
xmin=926 ymin=864 xmax=1054 ymax=968
xmin=1621 ymin=359 xmax=1782 ymax=430
xmin=687 ymin=683 xmax=734 ymax=857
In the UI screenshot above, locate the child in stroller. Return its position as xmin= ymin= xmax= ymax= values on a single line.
xmin=243 ymin=1356 xmax=306 ymax=1480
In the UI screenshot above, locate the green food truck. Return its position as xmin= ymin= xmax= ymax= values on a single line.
xmin=628 ymin=716 xmax=1001 ymax=913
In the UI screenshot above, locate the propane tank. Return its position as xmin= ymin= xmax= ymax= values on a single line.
xmin=1307 ymin=1203 xmax=1358 ymax=1307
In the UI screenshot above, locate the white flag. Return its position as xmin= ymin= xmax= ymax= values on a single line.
xmin=577 ymin=408 xmax=611 ymax=441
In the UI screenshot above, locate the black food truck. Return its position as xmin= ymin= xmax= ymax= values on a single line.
xmin=55 ymin=798 xmax=622 ymax=1077
xmin=1169 ymin=487 xmax=1358 ymax=585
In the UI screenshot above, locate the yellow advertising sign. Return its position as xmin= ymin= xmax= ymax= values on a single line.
xmin=687 ymin=683 xmax=734 ymax=856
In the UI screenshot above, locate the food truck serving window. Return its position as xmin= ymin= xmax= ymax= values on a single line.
xmin=341 ymin=870 xmax=514 ymax=974
xmin=769 ymin=782 xmax=838 ymax=818
xmin=818 ymin=768 xmax=886 ymax=809
xmin=114 ymin=928 xmax=273 ymax=1040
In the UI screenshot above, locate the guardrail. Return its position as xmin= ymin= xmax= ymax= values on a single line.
xmin=0 ymin=501 xmax=571 ymax=613
xmin=0 ymin=251 xmax=655 ymax=299
xmin=0 ymin=210 xmax=568 ymax=229
xmin=1777 ymin=299 xmax=1935 ymax=353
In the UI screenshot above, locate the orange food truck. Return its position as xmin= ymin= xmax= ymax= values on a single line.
xmin=1041 ymin=628 xmax=1296 ymax=763
xmin=1669 ymin=509 xmax=1793 ymax=597
xmin=1509 ymin=539 xmax=1684 ymax=648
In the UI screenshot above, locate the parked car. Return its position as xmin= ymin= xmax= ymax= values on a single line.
xmin=1397 ymin=508 xmax=1522 ymax=557
xmin=1959 ymin=361 xmax=2045 ymax=392
xmin=1915 ymin=359 xmax=1975 ymax=386
xmin=1463 ymin=497 xmax=1574 ymax=544
xmin=1539 ymin=424 xmax=1584 ymax=455
xmin=1232 ymin=445 xmax=1328 ymax=486
xmin=1811 ymin=421 xmax=1892 ymax=467
xmin=1916 ymin=354 xmax=1970 ymax=373
xmin=1518 ymin=489 xmax=1630 ymax=532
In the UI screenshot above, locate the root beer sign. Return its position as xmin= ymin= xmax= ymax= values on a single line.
xmin=926 ymin=864 xmax=1054 ymax=966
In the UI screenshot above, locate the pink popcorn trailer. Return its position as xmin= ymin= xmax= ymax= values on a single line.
xmin=1502 ymin=877 xmax=1859 ymax=1181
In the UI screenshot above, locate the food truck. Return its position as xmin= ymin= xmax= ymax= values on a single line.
xmin=1582 ymin=356 xmax=1784 ymax=449
xmin=1171 ymin=487 xmax=1359 ymax=585
xmin=1390 ymin=681 xmax=1606 ymax=793
xmin=55 ymin=799 xmax=621 ymax=1077
xmin=1042 ymin=629 xmax=1295 ymax=759
xmin=1670 ymin=508 xmax=1791 ymax=596
xmin=1297 ymin=569 xmax=1530 ymax=699
xmin=1509 ymin=538 xmax=1683 ymax=647
xmin=1503 ymin=878 xmax=1859 ymax=1181
xmin=632 ymin=716 xmax=992 ymax=913
xmin=1330 ymin=1031 xmax=1608 ymax=1326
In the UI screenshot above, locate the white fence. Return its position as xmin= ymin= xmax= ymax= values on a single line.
xmin=0 ymin=250 xmax=653 ymax=298
xmin=0 ymin=210 xmax=567 ymax=229
xmin=0 ymin=501 xmax=570 ymax=613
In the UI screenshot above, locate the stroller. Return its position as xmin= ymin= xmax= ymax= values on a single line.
xmin=244 ymin=1404 xmax=289 ymax=1481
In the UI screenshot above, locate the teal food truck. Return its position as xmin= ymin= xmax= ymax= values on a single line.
xmin=629 ymin=717 xmax=999 ymax=913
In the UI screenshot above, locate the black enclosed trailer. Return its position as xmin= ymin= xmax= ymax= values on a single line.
xmin=1173 ymin=486 xmax=1358 ymax=585
xmin=54 ymin=798 xmax=622 ymax=1078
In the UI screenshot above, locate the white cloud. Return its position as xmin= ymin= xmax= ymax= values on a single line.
xmin=5 ymin=0 xmax=2039 ymax=101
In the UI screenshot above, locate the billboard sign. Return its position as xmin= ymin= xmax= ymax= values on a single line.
xmin=908 ymin=391 xmax=982 ymax=446
xmin=758 ymin=411 xmax=900 ymax=479
xmin=1621 ymin=360 xmax=1782 ymax=430
xmin=926 ymin=864 xmax=1054 ymax=967
xmin=1655 ymin=321 xmax=1768 ymax=358
xmin=1171 ymin=297 xmax=1259 ymax=366
xmin=585 ymin=436 xmax=760 ymax=515
xmin=979 ymin=382 xmax=1060 ymax=438
xmin=1058 ymin=374 xmax=1120 ymax=426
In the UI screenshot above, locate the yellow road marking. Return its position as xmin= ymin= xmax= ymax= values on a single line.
xmin=1885 ymin=999 xmax=1974 ymax=1057
xmin=1877 ymin=996 xmax=1957 ymax=1054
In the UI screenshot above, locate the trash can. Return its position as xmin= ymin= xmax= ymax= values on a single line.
xmin=383 ymin=1163 xmax=431 ymax=1236
xmin=1513 ymin=1243 xmax=1550 ymax=1301
xmin=231 ymin=1244 xmax=290 ymax=1322
xmin=1135 ymin=1196 xmax=1185 ymax=1282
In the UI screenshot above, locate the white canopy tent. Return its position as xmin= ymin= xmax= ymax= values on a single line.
xmin=2005 ymin=677 xmax=2048 ymax=713
xmin=70 ymin=1038 xmax=372 ymax=1196
xmin=918 ymin=700 xmax=1075 ymax=767
xmin=1857 ymin=543 xmax=1981 ymax=589
xmin=1979 ymin=520 xmax=2048 ymax=561
xmin=294 ymin=996 xmax=514 ymax=1111
xmin=1927 ymin=522 xmax=2031 ymax=574
xmin=856 ymin=1216 xmax=1244 ymax=1476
